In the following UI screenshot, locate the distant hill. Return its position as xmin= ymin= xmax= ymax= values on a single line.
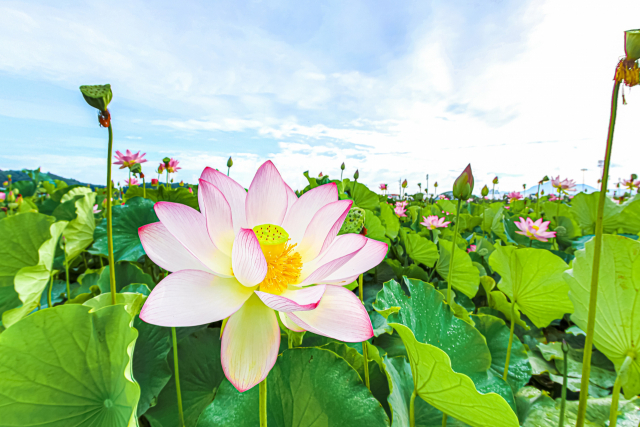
xmin=0 ymin=169 xmax=98 ymax=188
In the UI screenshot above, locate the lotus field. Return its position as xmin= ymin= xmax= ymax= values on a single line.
xmin=1 ymin=30 xmax=640 ymax=427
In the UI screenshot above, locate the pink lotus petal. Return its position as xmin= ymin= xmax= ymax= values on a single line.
xmin=322 ymin=238 xmax=389 ymax=284
xmin=297 ymin=200 xmax=353 ymax=264
xmin=140 ymin=270 xmax=254 ymax=327
xmin=245 ymin=160 xmax=288 ymax=227
xmin=139 ymin=222 xmax=214 ymax=273
xmin=221 ymin=294 xmax=280 ymax=392
xmin=279 ymin=312 xmax=305 ymax=332
xmin=232 ymin=228 xmax=268 ymax=287
xmin=199 ymin=179 xmax=235 ymax=256
xmin=284 ymin=182 xmax=298 ymax=213
xmin=154 ymin=202 xmax=233 ymax=277
xmin=288 ymin=285 xmax=373 ymax=342
xmin=297 ymin=235 xmax=367 ymax=286
xmin=255 ymin=285 xmax=326 ymax=312
xmin=281 ymin=183 xmax=338 ymax=245
xmin=200 ymin=167 xmax=248 ymax=233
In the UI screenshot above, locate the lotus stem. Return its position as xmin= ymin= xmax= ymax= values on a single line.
xmin=64 ymin=255 xmax=71 ymax=301
xmin=575 ymin=80 xmax=621 ymax=427
xmin=558 ymin=341 xmax=569 ymax=427
xmin=502 ymin=298 xmax=516 ymax=381
xmin=409 ymin=388 xmax=416 ymax=427
xmin=442 ymin=414 xmax=448 ymax=426
xmin=535 ymin=182 xmax=541 ymax=216
xmin=260 ymin=377 xmax=268 ymax=427
xmin=106 ymin=123 xmax=117 ymax=305
xmin=142 ymin=175 xmax=146 ymax=198
xmin=358 ymin=273 xmax=370 ymax=389
xmin=609 ymin=355 xmax=633 ymax=427
xmin=171 ymin=327 xmax=186 ymax=427
xmin=166 ymin=169 xmax=169 ymax=189
xmin=446 ymin=199 xmax=463 ymax=304
xmin=227 ymin=167 xmax=230 ymax=176
xmin=47 ymin=271 xmax=53 ymax=308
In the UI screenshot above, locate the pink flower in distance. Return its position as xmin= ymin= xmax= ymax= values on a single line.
xmin=93 ymin=204 xmax=101 ymax=214
xmin=166 ymin=158 xmax=181 ymax=173
xmin=421 ymin=215 xmax=451 ymax=230
xmin=126 ymin=177 xmax=139 ymax=186
xmin=514 ymin=217 xmax=556 ymax=242
xmin=379 ymin=184 xmax=387 ymax=191
xmin=151 ymin=178 xmax=159 ymax=186
xmin=507 ymin=191 xmax=523 ymax=202
xmin=549 ymin=194 xmax=562 ymax=201
xmin=467 ymin=244 xmax=477 ymax=253
xmin=113 ymin=150 xmax=147 ymax=169
xmin=623 ymin=178 xmax=640 ymax=190
xmin=139 ymin=161 xmax=387 ymax=392
xmin=394 ymin=205 xmax=407 ymax=217
xmin=0 ymin=192 xmax=5 ymax=201
xmin=157 ymin=163 xmax=165 ymax=174
xmin=551 ymin=176 xmax=576 ymax=193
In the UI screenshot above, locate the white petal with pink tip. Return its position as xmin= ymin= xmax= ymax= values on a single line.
xmin=139 ymin=222 xmax=213 ymax=273
xmin=140 ymin=270 xmax=254 ymax=327
xmin=282 ymin=183 xmax=338 ymax=246
xmin=154 ymin=202 xmax=233 ymax=277
xmin=222 ymin=294 xmax=280 ymax=392
xmin=279 ymin=312 xmax=305 ymax=332
xmin=298 ymin=234 xmax=367 ymax=285
xmin=255 ymin=285 xmax=326 ymax=312
xmin=245 ymin=160 xmax=288 ymax=227
xmin=200 ymin=167 xmax=247 ymax=232
xmin=296 ymin=200 xmax=353 ymax=264
xmin=199 ymin=179 xmax=235 ymax=256
xmin=232 ymin=228 xmax=268 ymax=287
xmin=323 ymin=238 xmax=388 ymax=283
xmin=288 ymin=285 xmax=373 ymax=342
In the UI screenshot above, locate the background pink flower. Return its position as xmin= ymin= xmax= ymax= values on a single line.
xmin=514 ymin=217 xmax=556 ymax=242
xmin=507 ymin=191 xmax=523 ymax=202
xmin=421 ymin=215 xmax=450 ymax=230
xmin=113 ymin=150 xmax=147 ymax=169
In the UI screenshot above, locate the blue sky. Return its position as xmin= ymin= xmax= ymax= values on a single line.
xmin=0 ymin=0 xmax=639 ymax=194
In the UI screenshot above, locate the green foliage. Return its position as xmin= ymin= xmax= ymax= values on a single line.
xmin=124 ymin=185 xmax=199 ymax=210
xmin=97 ymin=262 xmax=156 ymax=293
xmin=436 ymin=239 xmax=480 ymax=298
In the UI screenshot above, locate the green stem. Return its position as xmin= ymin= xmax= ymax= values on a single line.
xmin=227 ymin=167 xmax=230 ymax=176
xmin=575 ymin=80 xmax=621 ymax=427
xmin=260 ymin=377 xmax=268 ymax=427
xmin=442 ymin=414 xmax=448 ymax=426
xmin=558 ymin=342 xmax=569 ymax=427
xmin=64 ymin=254 xmax=71 ymax=300
xmin=446 ymin=199 xmax=463 ymax=304
xmin=409 ymin=388 xmax=417 ymax=427
xmin=106 ymin=123 xmax=117 ymax=305
xmin=358 ymin=273 xmax=370 ymax=389
xmin=82 ymin=252 xmax=88 ymax=270
xmin=535 ymin=182 xmax=541 ymax=217
xmin=143 ymin=176 xmax=146 ymax=198
xmin=609 ymin=375 xmax=622 ymax=427
xmin=502 ymin=298 xmax=516 ymax=381
xmin=47 ymin=271 xmax=53 ymax=308
xmin=166 ymin=170 xmax=169 ymax=188
xmin=171 ymin=327 xmax=185 ymax=427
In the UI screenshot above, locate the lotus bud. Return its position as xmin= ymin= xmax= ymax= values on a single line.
xmin=188 ymin=187 xmax=193 ymax=194
xmin=140 ymin=172 xmax=145 ymax=179
xmin=341 ymin=162 xmax=345 ymax=171
xmin=179 ymin=180 xmax=184 ymax=187
xmin=6 ymin=191 xmax=15 ymax=202
xmin=478 ymin=248 xmax=489 ymax=257
xmin=625 ymin=29 xmax=640 ymax=61
xmin=561 ymin=339 xmax=569 ymax=354
xmin=434 ymin=182 xmax=438 ymax=188
xmin=402 ymin=179 xmax=407 ymax=188
xmin=151 ymin=178 xmax=159 ymax=186
xmin=318 ymin=172 xmax=323 ymax=177
xmin=79 ymin=84 xmax=112 ymax=112
xmin=354 ymin=169 xmax=359 ymax=180
xmin=522 ymin=184 xmax=526 ymax=190
xmin=481 ymin=185 xmax=489 ymax=197
xmin=7 ymin=175 xmax=12 ymax=182
xmin=227 ymin=157 xmax=233 ymax=168
xmin=452 ymin=164 xmax=474 ymax=200
xmin=492 ymin=176 xmax=499 ymax=185
xmin=542 ymin=175 xmax=550 ymax=182
xmin=163 ymin=157 xmax=171 ymax=167
xmin=555 ymin=226 xmax=567 ymax=237
xmin=2 ymin=181 xmax=7 ymax=186
xmin=541 ymin=189 xmax=545 ymax=195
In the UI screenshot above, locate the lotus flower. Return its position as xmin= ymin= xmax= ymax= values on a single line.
xmin=551 ymin=176 xmax=576 ymax=193
xmin=514 ymin=217 xmax=556 ymax=242
xmin=467 ymin=244 xmax=477 ymax=253
xmin=113 ymin=150 xmax=147 ymax=169
xmin=549 ymin=194 xmax=562 ymax=201
xmin=139 ymin=161 xmax=387 ymax=392
xmin=394 ymin=204 xmax=407 ymax=217
xmin=125 ymin=177 xmax=139 ymax=186
xmin=151 ymin=178 xmax=159 ymax=186
xmin=166 ymin=158 xmax=181 ymax=173
xmin=93 ymin=204 xmax=101 ymax=214
xmin=157 ymin=163 xmax=165 ymax=174
xmin=507 ymin=191 xmax=523 ymax=202
xmin=379 ymin=184 xmax=387 ymax=191
xmin=420 ymin=215 xmax=451 ymax=230
xmin=0 ymin=192 xmax=5 ymax=201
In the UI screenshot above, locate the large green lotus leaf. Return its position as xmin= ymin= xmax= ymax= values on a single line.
xmin=63 ymin=192 xmax=96 ymax=260
xmin=489 ymin=246 xmax=572 ymax=328
xmin=487 ymin=290 xmax=528 ymax=329
xmin=84 ymin=292 xmax=146 ymax=317
xmin=94 ymin=197 xmax=159 ymax=262
xmin=564 ymin=234 xmax=640 ymax=398
xmin=98 ymin=261 xmax=156 ymax=293
xmin=51 ymin=195 xmax=82 ymax=221
xmin=0 ymin=304 xmax=140 ymax=426
xmin=60 ymin=186 xmax=93 ymax=203
xmin=3 ymin=220 xmax=67 ymax=327
xmin=380 ymin=202 xmax=401 ymax=240
xmin=145 ymin=328 xmax=226 ymax=427
xmin=132 ymin=316 xmax=172 ymax=416
xmin=436 ymin=239 xmax=480 ymax=298
xmin=392 ymin=324 xmax=518 ymax=427
xmin=0 ymin=213 xmax=58 ymax=321
xmin=570 ymin=191 xmax=622 ymax=234
xmin=491 ymin=208 xmax=509 ymax=243
xmin=365 ymin=208 xmax=391 ymax=245
xmin=350 ymin=181 xmax=380 ymax=211
xmin=196 ymin=347 xmax=390 ymax=427
xmin=403 ymin=232 xmax=438 ymax=267
xmin=320 ymin=341 xmax=391 ymax=418
xmin=520 ymin=389 xmax=640 ymax=427
xmin=472 ymin=314 xmax=532 ymax=394
xmin=620 ymin=195 xmax=640 ymax=234
xmin=124 ymin=186 xmax=199 ymax=210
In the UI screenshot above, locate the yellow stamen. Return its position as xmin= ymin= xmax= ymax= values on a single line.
xmin=253 ymin=224 xmax=303 ymax=295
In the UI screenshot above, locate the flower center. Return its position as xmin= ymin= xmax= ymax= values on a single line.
xmin=253 ymin=224 xmax=302 ymax=295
